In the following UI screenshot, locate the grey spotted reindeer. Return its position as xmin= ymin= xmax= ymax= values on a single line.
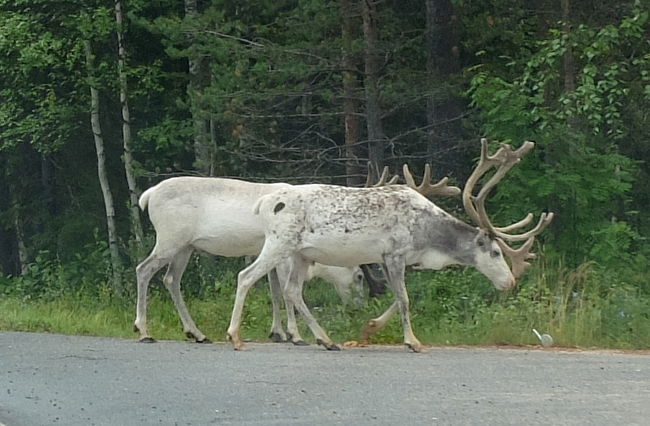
xmin=227 ymin=139 xmax=554 ymax=352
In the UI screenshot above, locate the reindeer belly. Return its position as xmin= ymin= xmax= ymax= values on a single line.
xmin=300 ymin=233 xmax=387 ymax=266
xmin=192 ymin=223 xmax=265 ymax=257
xmin=192 ymin=235 xmax=264 ymax=257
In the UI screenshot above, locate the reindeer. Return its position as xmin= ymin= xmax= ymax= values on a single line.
xmin=226 ymin=140 xmax=554 ymax=352
xmin=134 ymin=177 xmax=369 ymax=344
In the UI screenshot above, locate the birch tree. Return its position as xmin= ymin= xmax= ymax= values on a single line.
xmin=84 ymin=37 xmax=123 ymax=291
xmin=10 ymin=191 xmax=29 ymax=275
xmin=114 ymin=0 xmax=144 ymax=249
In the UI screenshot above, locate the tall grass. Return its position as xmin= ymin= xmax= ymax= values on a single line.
xmin=1 ymin=257 xmax=648 ymax=349
xmin=301 ymin=259 xmax=650 ymax=349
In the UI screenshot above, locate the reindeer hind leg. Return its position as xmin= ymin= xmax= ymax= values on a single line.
xmin=163 ymin=248 xmax=210 ymax=343
xmin=135 ymin=249 xmax=172 ymax=343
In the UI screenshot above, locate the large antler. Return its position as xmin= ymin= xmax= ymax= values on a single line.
xmin=463 ymin=138 xmax=554 ymax=277
xmin=402 ymin=164 xmax=461 ymax=197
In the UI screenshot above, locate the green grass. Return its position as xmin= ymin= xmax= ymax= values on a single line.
xmin=0 ymin=285 xmax=278 ymax=342
xmin=0 ymin=297 xmax=134 ymax=338
xmin=1 ymin=261 xmax=649 ymax=349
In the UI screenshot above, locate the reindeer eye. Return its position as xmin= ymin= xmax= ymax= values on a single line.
xmin=491 ymin=250 xmax=501 ymax=258
xmin=477 ymin=240 xmax=485 ymax=247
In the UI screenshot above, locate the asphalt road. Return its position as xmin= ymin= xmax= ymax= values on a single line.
xmin=1 ymin=331 xmax=648 ymax=426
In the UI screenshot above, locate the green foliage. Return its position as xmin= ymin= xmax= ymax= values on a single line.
xmin=0 ymin=8 xmax=81 ymax=154
xmin=467 ymin=3 xmax=650 ymax=272
xmin=0 ymin=239 xmax=112 ymax=301
xmin=2 ymin=261 xmax=649 ymax=349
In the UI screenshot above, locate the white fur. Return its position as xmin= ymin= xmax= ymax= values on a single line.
xmin=227 ymin=184 xmax=515 ymax=352
xmin=134 ymin=177 xmax=363 ymax=343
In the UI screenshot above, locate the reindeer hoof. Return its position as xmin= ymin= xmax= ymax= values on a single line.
xmin=138 ymin=337 xmax=156 ymax=343
xmin=405 ymin=342 xmax=426 ymax=353
xmin=361 ymin=320 xmax=381 ymax=340
xmin=185 ymin=331 xmax=210 ymax=343
xmin=185 ymin=331 xmax=209 ymax=343
xmin=317 ymin=339 xmax=341 ymax=351
xmin=227 ymin=333 xmax=245 ymax=351
xmin=268 ymin=332 xmax=287 ymax=343
xmin=286 ymin=333 xmax=308 ymax=345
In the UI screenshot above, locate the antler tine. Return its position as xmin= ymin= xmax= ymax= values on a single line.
xmin=494 ymin=213 xmax=534 ymax=233
xmin=364 ymin=164 xmax=399 ymax=188
xmin=496 ymin=212 xmax=555 ymax=242
xmin=475 ymin=198 xmax=554 ymax=242
xmin=402 ymin=164 xmax=418 ymax=188
xmin=462 ymin=139 xmax=500 ymax=227
xmin=378 ymin=166 xmax=399 ymax=186
xmin=402 ymin=164 xmax=461 ymax=198
xmin=496 ymin=237 xmax=537 ymax=279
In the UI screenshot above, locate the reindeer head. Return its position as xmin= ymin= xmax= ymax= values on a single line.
xmin=462 ymin=139 xmax=554 ymax=289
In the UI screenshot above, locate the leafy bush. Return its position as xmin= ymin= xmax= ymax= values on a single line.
xmin=0 ymin=239 xmax=112 ymax=301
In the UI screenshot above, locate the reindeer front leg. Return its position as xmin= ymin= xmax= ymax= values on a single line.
xmin=228 ymin=239 xmax=289 ymax=350
xmin=228 ymin=258 xmax=275 ymax=350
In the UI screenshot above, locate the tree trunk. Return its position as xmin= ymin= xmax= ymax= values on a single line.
xmin=10 ymin=191 xmax=29 ymax=276
xmin=425 ymin=0 xmax=462 ymax=179
xmin=41 ymin=154 xmax=55 ymax=216
xmin=185 ymin=0 xmax=214 ymax=176
xmin=115 ymin=0 xmax=144 ymax=251
xmin=0 ymin=226 xmax=10 ymax=276
xmin=561 ymin=0 xmax=576 ymax=93
xmin=425 ymin=0 xmax=439 ymax=172
xmin=340 ymin=0 xmax=363 ymax=186
xmin=361 ymin=0 xmax=386 ymax=182
xmin=210 ymin=117 xmax=219 ymax=174
xmin=84 ymin=39 xmax=123 ymax=291
xmin=14 ymin=214 xmax=28 ymax=275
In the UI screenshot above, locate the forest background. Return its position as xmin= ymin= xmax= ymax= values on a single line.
xmin=1 ymin=0 xmax=649 ymax=348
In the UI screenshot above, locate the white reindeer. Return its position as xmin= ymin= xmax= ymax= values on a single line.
xmin=227 ymin=140 xmax=554 ymax=352
xmin=134 ymin=176 xmax=367 ymax=344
